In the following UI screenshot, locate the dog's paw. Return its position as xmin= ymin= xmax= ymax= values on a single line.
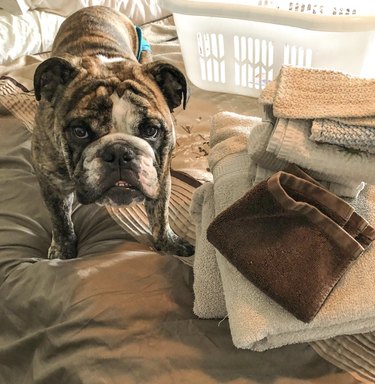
xmin=48 ymin=237 xmax=77 ymax=260
xmin=154 ymin=231 xmax=195 ymax=257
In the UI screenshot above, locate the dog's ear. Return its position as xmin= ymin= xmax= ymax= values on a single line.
xmin=34 ymin=57 xmax=79 ymax=102
xmin=144 ymin=62 xmax=189 ymax=112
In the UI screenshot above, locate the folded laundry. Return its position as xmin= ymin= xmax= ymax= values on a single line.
xmin=192 ymin=111 xmax=375 ymax=352
xmin=207 ymin=170 xmax=375 ymax=323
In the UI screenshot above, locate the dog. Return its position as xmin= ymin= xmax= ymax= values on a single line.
xmin=32 ymin=6 xmax=194 ymax=259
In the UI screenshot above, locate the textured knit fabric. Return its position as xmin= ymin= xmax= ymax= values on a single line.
xmin=261 ymin=66 xmax=375 ymax=120
xmin=310 ymin=119 xmax=375 ymax=154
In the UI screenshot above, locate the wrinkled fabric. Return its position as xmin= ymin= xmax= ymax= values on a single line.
xmin=0 ymin=116 xmax=356 ymax=384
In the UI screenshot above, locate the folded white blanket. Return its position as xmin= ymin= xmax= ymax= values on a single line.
xmin=267 ymin=118 xmax=373 ymax=186
xmin=248 ymin=119 xmax=365 ymax=198
xmin=191 ymin=112 xmax=260 ymax=319
xmin=195 ymin=111 xmax=375 ymax=352
xmin=190 ymin=182 xmax=226 ymax=318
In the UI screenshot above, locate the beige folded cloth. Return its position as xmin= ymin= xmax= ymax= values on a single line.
xmin=247 ymin=121 xmax=289 ymax=171
xmin=197 ymin=112 xmax=375 ymax=351
xmin=259 ymin=66 xmax=375 ymax=122
xmin=208 ymin=112 xmax=261 ymax=171
xmin=187 ymin=112 xmax=375 ymax=355
xmin=267 ymin=118 xmax=372 ymax=187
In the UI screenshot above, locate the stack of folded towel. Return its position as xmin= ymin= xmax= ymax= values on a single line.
xmin=191 ymin=109 xmax=375 ymax=351
xmin=256 ymin=65 xmax=375 ymax=199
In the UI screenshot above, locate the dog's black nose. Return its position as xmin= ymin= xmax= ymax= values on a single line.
xmin=102 ymin=143 xmax=135 ymax=165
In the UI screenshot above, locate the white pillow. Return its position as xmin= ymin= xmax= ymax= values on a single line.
xmin=0 ymin=9 xmax=64 ymax=65
xmin=1 ymin=0 xmax=170 ymax=24
xmin=0 ymin=1 xmax=170 ymax=65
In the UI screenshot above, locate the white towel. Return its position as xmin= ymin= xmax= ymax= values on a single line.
xmin=190 ymin=182 xmax=226 ymax=318
xmin=248 ymin=119 xmax=365 ymax=198
xmin=191 ymin=112 xmax=260 ymax=319
xmin=208 ymin=113 xmax=260 ymax=205
xmin=267 ymin=118 xmax=372 ymax=186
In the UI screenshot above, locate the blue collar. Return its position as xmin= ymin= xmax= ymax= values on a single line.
xmin=135 ymin=26 xmax=151 ymax=62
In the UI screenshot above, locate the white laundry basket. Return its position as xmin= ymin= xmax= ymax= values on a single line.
xmin=161 ymin=0 xmax=375 ymax=97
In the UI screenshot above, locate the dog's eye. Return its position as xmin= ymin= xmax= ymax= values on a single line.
xmin=140 ymin=125 xmax=159 ymax=140
xmin=72 ymin=126 xmax=89 ymax=139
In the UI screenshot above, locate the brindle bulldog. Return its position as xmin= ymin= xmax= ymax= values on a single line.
xmin=32 ymin=6 xmax=194 ymax=259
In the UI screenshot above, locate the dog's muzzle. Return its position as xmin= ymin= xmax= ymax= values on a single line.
xmin=74 ymin=135 xmax=160 ymax=206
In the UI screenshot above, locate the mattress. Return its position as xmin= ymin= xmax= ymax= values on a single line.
xmin=0 ymin=14 xmax=360 ymax=384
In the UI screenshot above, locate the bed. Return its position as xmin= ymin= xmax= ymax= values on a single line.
xmin=0 ymin=1 xmax=366 ymax=383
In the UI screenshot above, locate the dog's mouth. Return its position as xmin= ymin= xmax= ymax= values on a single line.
xmin=75 ymin=166 xmax=159 ymax=206
xmin=101 ymin=178 xmax=144 ymax=206
xmin=114 ymin=180 xmax=139 ymax=190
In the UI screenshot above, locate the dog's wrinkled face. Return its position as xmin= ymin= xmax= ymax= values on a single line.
xmin=34 ymin=56 xmax=187 ymax=207
xmin=63 ymin=82 xmax=169 ymax=207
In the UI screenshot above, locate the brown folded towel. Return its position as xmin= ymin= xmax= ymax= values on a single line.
xmin=207 ymin=171 xmax=375 ymax=323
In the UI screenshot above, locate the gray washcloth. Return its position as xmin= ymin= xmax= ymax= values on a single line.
xmin=310 ymin=119 xmax=375 ymax=154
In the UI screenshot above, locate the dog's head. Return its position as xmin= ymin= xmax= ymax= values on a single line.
xmin=34 ymin=56 xmax=188 ymax=206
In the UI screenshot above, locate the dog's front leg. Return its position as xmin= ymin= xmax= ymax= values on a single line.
xmin=39 ymin=182 xmax=77 ymax=259
xmin=145 ymin=171 xmax=194 ymax=257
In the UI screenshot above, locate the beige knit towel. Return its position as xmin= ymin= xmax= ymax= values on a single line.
xmin=259 ymin=66 xmax=375 ymax=121
xmin=261 ymin=78 xmax=375 ymax=128
xmin=259 ymin=66 xmax=375 ymax=127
